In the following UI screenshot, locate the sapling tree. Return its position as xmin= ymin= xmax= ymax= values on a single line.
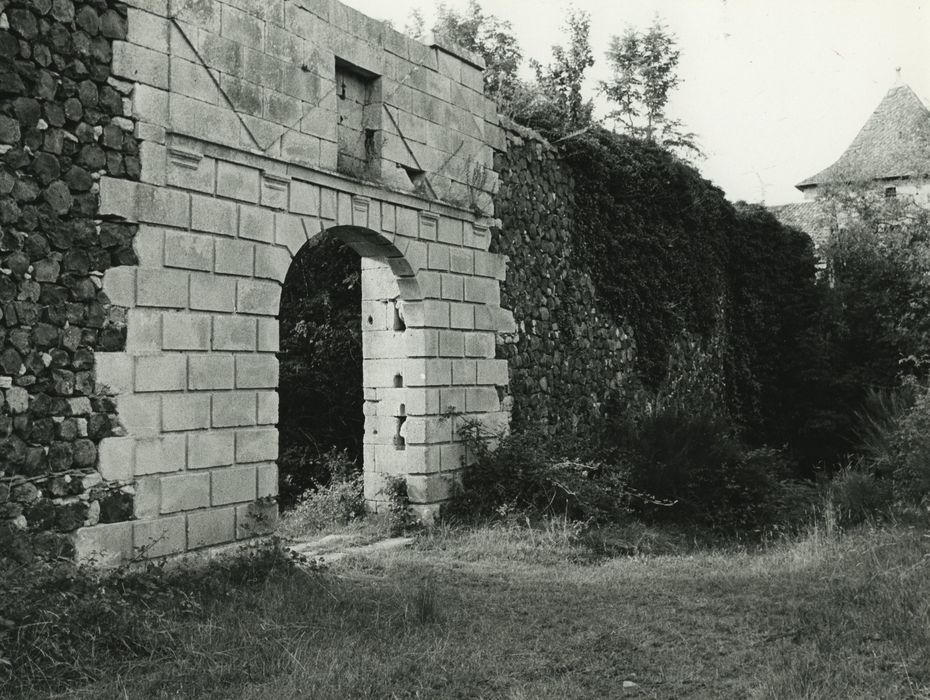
xmin=602 ymin=17 xmax=701 ymax=157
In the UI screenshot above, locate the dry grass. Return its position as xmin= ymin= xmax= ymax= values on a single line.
xmin=3 ymin=517 xmax=930 ymax=699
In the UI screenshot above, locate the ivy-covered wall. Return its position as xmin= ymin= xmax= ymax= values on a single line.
xmin=0 ymin=0 xmax=139 ymax=562
xmin=492 ymin=122 xmax=636 ymax=432
xmin=493 ymin=121 xmax=822 ymax=463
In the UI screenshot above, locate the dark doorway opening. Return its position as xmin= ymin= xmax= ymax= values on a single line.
xmin=277 ymin=233 xmax=363 ymax=508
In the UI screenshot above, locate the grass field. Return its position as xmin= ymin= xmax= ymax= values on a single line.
xmin=4 ymin=516 xmax=930 ymax=699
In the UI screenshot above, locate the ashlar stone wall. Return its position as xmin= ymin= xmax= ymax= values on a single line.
xmin=3 ymin=0 xmax=513 ymax=564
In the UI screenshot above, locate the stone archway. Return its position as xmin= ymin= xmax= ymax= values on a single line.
xmin=67 ymin=0 xmax=513 ymax=564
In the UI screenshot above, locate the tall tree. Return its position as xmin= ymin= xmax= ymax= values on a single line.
xmin=531 ymin=8 xmax=596 ymax=133
xmin=602 ymin=18 xmax=701 ymax=157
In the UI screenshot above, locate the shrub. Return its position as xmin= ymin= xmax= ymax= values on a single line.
xmin=610 ymin=409 xmax=791 ymax=529
xmin=277 ymin=449 xmax=365 ymax=538
xmin=828 ymin=466 xmax=894 ymax=526
xmin=450 ymin=420 xmax=637 ymax=523
xmin=864 ymin=380 xmax=930 ymax=506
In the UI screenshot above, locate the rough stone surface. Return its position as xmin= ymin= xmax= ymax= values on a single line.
xmin=0 ymin=0 xmax=141 ymax=563
xmin=492 ymin=124 xmax=636 ymax=432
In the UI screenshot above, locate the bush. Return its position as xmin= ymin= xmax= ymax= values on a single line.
xmin=609 ymin=409 xmax=792 ymax=529
xmin=828 ymin=466 xmax=894 ymax=526
xmin=277 ymin=450 xmax=365 ymax=538
xmin=863 ymin=380 xmax=930 ymax=506
xmin=450 ymin=420 xmax=637 ymax=523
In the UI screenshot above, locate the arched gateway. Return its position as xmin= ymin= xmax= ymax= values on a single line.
xmin=75 ymin=0 xmax=512 ymax=562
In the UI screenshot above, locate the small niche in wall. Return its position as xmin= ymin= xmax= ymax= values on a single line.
xmin=394 ymin=404 xmax=407 ymax=450
xmin=393 ymin=373 xmax=404 ymax=387
xmin=392 ymin=300 xmax=406 ymax=332
xmin=336 ymin=58 xmax=381 ymax=180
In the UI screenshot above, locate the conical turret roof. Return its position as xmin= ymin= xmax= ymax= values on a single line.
xmin=797 ymin=84 xmax=930 ymax=190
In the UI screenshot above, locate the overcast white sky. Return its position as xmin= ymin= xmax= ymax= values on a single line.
xmin=344 ymin=0 xmax=930 ymax=205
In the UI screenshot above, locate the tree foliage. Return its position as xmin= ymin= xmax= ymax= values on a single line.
xmin=529 ymin=8 xmax=596 ymax=133
xmin=277 ymin=235 xmax=363 ymax=505
xmin=408 ymin=0 xmax=523 ymax=107
xmin=602 ymin=18 xmax=700 ymax=157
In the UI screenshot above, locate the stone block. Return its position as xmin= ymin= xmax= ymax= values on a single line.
xmin=112 ymin=41 xmax=169 ymax=88
xmin=98 ymin=177 xmax=139 ymax=220
xmin=189 ymin=353 xmax=235 ymax=390
xmin=466 ymin=386 xmax=500 ymax=413
xmin=439 ymin=386 xmax=466 ymax=413
xmin=217 ymin=160 xmax=261 ymax=202
xmin=166 ymin=150 xmax=216 ymax=193
xmin=162 ymin=393 xmax=211 ymax=431
xmin=187 ymin=507 xmax=236 ymax=549
xmin=164 ymin=230 xmax=213 ymax=272
xmin=235 ymin=427 xmax=278 ymax=463
xmin=212 ymin=465 xmax=257 ymax=505
xmin=213 ymin=391 xmax=257 ymax=428
xmin=128 ymin=7 xmax=170 ymax=53
xmin=221 ymin=3 xmax=263 ymax=48
xmin=103 ymin=266 xmax=137 ymax=307
xmin=132 ymin=84 xmax=170 ymax=125
xmin=255 ymin=245 xmax=291 ymax=281
xmin=134 ymin=515 xmax=186 ymax=559
xmin=256 ymin=463 xmax=278 ymax=498
xmin=190 ymin=273 xmax=236 ymax=312
xmin=126 ymin=308 xmax=163 ymax=352
xmin=449 ymin=302 xmax=474 ymax=330
xmin=133 ymin=476 xmax=160 ymax=519
xmin=257 ymin=318 xmax=280 ymax=352
xmin=261 ymin=175 xmax=290 ymax=210
xmin=134 ymin=225 xmax=165 ymax=267
xmin=170 ymin=56 xmax=222 ymax=104
xmin=449 ymin=248 xmax=473 ymax=274
xmin=191 ymin=194 xmax=238 ymax=236
xmin=464 ymin=332 xmax=495 ymax=358
xmin=135 ymin=354 xmax=188 ymax=392
xmin=97 ymin=437 xmax=134 ymax=481
xmin=476 ymin=359 xmax=509 ymax=386
xmin=439 ymin=330 xmax=464 ymax=357
xmin=451 ymin=359 xmax=477 ymax=385
xmin=160 ymin=472 xmax=210 ymax=513
xmin=162 ymin=312 xmax=211 ymax=350
xmin=95 ymin=353 xmax=134 ymax=395
xmin=427 ymin=243 xmax=450 ymax=271
xmin=239 ymin=203 xmax=275 ymax=243
xmin=117 ymin=394 xmax=161 ymax=437
xmin=274 ymin=212 xmax=310 ymax=255
xmin=213 ymin=315 xmax=257 ymax=351
xmin=235 ymin=500 xmax=278 ymax=539
xmin=237 ymin=279 xmax=281 ymax=315
xmin=215 ymin=239 xmax=255 ymax=276
xmin=135 ymin=434 xmax=186 ymax=475
xmin=188 ymin=430 xmax=236 ymax=468
xmin=236 ymin=354 xmax=279 ymax=389
xmin=75 ymin=522 xmax=133 ymax=567
xmin=290 ymin=180 xmax=320 ymax=216
xmin=135 ymin=184 xmax=191 ymax=228
xmin=136 ymin=268 xmax=189 ymax=308
xmin=464 ymin=277 xmax=500 ymax=305
xmin=257 ymin=391 xmax=279 ymax=424
xmin=406 ymin=473 xmax=456 ymax=504
xmin=440 ymin=273 xmax=464 ymax=301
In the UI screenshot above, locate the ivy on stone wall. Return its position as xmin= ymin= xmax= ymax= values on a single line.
xmin=0 ymin=0 xmax=139 ymax=562
xmin=495 ymin=124 xmax=823 ymax=467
